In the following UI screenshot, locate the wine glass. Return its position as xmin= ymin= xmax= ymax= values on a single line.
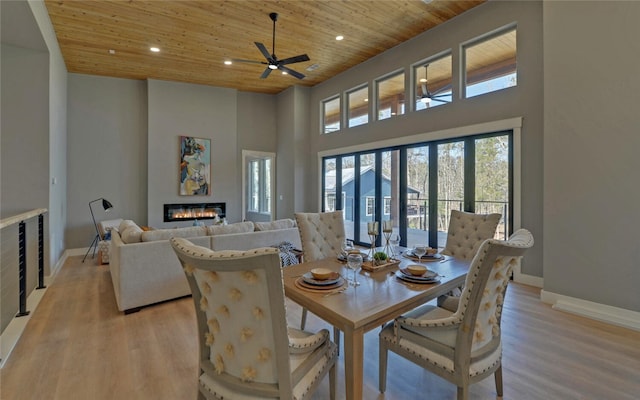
xmin=346 ymin=253 xmax=363 ymax=286
xmin=341 ymin=239 xmax=354 ymax=259
xmin=413 ymin=245 xmax=427 ymax=264
xmin=389 ymin=234 xmax=401 ymax=257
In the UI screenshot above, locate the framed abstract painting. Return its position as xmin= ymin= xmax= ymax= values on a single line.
xmin=179 ymin=136 xmax=211 ymax=195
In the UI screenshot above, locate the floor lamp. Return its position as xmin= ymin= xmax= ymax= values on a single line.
xmin=82 ymin=198 xmax=114 ymax=263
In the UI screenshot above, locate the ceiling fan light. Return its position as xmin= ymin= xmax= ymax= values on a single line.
xmin=420 ymin=97 xmax=431 ymax=104
xmin=268 ymin=64 xmax=278 ymax=70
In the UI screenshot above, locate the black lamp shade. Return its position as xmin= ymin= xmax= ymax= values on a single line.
xmin=102 ymin=199 xmax=113 ymax=211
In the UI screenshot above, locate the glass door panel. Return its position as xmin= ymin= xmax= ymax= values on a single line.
xmin=341 ymin=156 xmax=356 ymax=240
xmin=323 ymin=158 xmax=337 ymax=211
xmin=405 ymin=146 xmax=429 ymax=248
xmin=475 ymin=135 xmax=509 ymax=239
xmin=358 ymin=153 xmax=376 ymax=245
xmin=437 ymin=141 xmax=465 ymax=250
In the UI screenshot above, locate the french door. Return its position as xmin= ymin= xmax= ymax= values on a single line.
xmin=322 ymin=131 xmax=512 ymax=249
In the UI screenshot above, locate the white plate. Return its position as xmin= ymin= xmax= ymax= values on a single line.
xmin=302 ymin=271 xmax=341 ymax=286
xmin=402 ymin=250 xmax=443 ymax=261
xmin=395 ymin=270 xmax=440 ymax=284
xmin=399 ymin=266 xmax=439 ymax=280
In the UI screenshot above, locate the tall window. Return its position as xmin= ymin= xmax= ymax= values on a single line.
xmin=347 ymin=85 xmax=369 ymax=128
xmin=414 ymin=54 xmax=452 ymax=110
xmin=464 ymin=25 xmax=517 ymax=98
xmin=247 ymin=158 xmax=271 ymax=213
xmin=322 ymin=96 xmax=341 ymax=133
xmin=376 ymin=71 xmax=405 ymax=121
xmin=322 ymin=131 xmax=512 ymax=249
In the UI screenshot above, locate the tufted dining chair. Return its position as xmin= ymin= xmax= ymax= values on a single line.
xmin=379 ymin=229 xmax=533 ymax=400
xmin=441 ymin=210 xmax=502 ymax=261
xmin=171 ymin=238 xmax=337 ymax=400
xmin=294 ymin=211 xmax=346 ymax=348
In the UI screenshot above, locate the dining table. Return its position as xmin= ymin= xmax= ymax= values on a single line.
xmin=282 ymin=250 xmax=470 ymax=400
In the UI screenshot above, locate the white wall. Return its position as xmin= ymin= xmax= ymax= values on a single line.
xmin=147 ymin=80 xmax=238 ymax=227
xmin=543 ymin=1 xmax=640 ymax=311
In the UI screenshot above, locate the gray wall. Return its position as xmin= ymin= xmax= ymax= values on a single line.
xmin=305 ymin=1 xmax=544 ymax=277
xmin=67 ymin=74 xmax=148 ymax=248
xmin=276 ymin=85 xmax=311 ymax=219
xmin=1 ymin=0 xmax=66 ymax=273
xmin=0 ymin=44 xmax=49 ymax=217
xmin=543 ymin=1 xmax=640 ymax=311
xmin=147 ymin=80 xmax=238 ymax=227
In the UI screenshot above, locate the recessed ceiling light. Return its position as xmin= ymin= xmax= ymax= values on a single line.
xmin=108 ymin=49 xmax=116 ymax=55
xmin=419 ymin=78 xmax=427 ymax=83
xmin=306 ymin=63 xmax=320 ymax=71
xmin=282 ymin=71 xmax=288 ymax=75
xmin=150 ymin=47 xmax=160 ymax=53
xmin=224 ymin=60 xmax=232 ymax=65
xmin=364 ymin=98 xmax=368 ymax=102
xmin=336 ymin=35 xmax=344 ymax=41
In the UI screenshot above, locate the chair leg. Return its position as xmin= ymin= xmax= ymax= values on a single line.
xmin=301 ymin=308 xmax=308 ymax=329
xmin=329 ymin=362 xmax=337 ymax=400
xmin=494 ymin=365 xmax=504 ymax=397
xmin=333 ymin=326 xmax=340 ymax=355
xmin=378 ymin=340 xmax=388 ymax=393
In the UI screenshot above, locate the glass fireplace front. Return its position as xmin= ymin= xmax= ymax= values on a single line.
xmin=163 ymin=202 xmax=226 ymax=222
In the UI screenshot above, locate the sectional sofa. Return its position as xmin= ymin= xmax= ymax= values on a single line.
xmin=109 ymin=219 xmax=302 ymax=313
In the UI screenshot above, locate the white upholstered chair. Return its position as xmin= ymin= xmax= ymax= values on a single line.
xmin=171 ymin=238 xmax=337 ymax=400
xmin=379 ymin=229 xmax=534 ymax=400
xmin=441 ymin=210 xmax=502 ymax=261
xmin=294 ymin=211 xmax=346 ymax=347
xmin=294 ymin=211 xmax=346 ymax=265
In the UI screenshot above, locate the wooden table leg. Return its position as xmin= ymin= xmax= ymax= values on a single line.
xmin=343 ymin=327 xmax=364 ymax=400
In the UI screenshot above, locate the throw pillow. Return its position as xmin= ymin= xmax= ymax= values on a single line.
xmin=120 ymin=225 xmax=143 ymax=243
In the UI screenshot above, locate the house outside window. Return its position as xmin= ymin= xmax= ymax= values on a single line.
xmin=366 ymin=197 xmax=375 ymax=216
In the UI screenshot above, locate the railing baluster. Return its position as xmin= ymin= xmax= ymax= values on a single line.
xmin=16 ymin=221 xmax=30 ymax=317
xmin=37 ymin=214 xmax=46 ymax=289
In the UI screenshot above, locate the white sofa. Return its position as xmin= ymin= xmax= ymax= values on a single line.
xmin=109 ymin=219 xmax=302 ymax=313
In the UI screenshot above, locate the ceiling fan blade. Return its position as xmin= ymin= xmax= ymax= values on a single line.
xmin=278 ymin=54 xmax=310 ymax=66
xmin=279 ymin=65 xmax=305 ymax=80
xmin=260 ymin=67 xmax=273 ymax=79
xmin=255 ymin=42 xmax=274 ymax=62
xmin=431 ymin=97 xmax=451 ymax=103
xmin=231 ymin=58 xmax=267 ymax=65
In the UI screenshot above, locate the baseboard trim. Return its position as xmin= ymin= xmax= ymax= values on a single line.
xmin=540 ymin=290 xmax=640 ymax=332
xmin=512 ymin=264 xmax=543 ymax=288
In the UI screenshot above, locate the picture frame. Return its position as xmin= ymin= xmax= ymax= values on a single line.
xmin=179 ymin=136 xmax=211 ymax=196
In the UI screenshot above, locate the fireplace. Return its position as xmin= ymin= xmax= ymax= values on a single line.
xmin=163 ymin=202 xmax=226 ymax=223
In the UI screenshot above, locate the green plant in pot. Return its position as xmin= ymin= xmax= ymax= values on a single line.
xmin=373 ymin=251 xmax=388 ymax=266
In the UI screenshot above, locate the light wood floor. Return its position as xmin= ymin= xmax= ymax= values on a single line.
xmin=2 ymin=255 xmax=639 ymax=400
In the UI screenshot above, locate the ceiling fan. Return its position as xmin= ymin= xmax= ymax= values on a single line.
xmin=232 ymin=12 xmax=310 ymax=80
xmin=418 ymin=64 xmax=451 ymax=104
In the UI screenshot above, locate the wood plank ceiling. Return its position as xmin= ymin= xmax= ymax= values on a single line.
xmin=44 ymin=0 xmax=485 ymax=94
